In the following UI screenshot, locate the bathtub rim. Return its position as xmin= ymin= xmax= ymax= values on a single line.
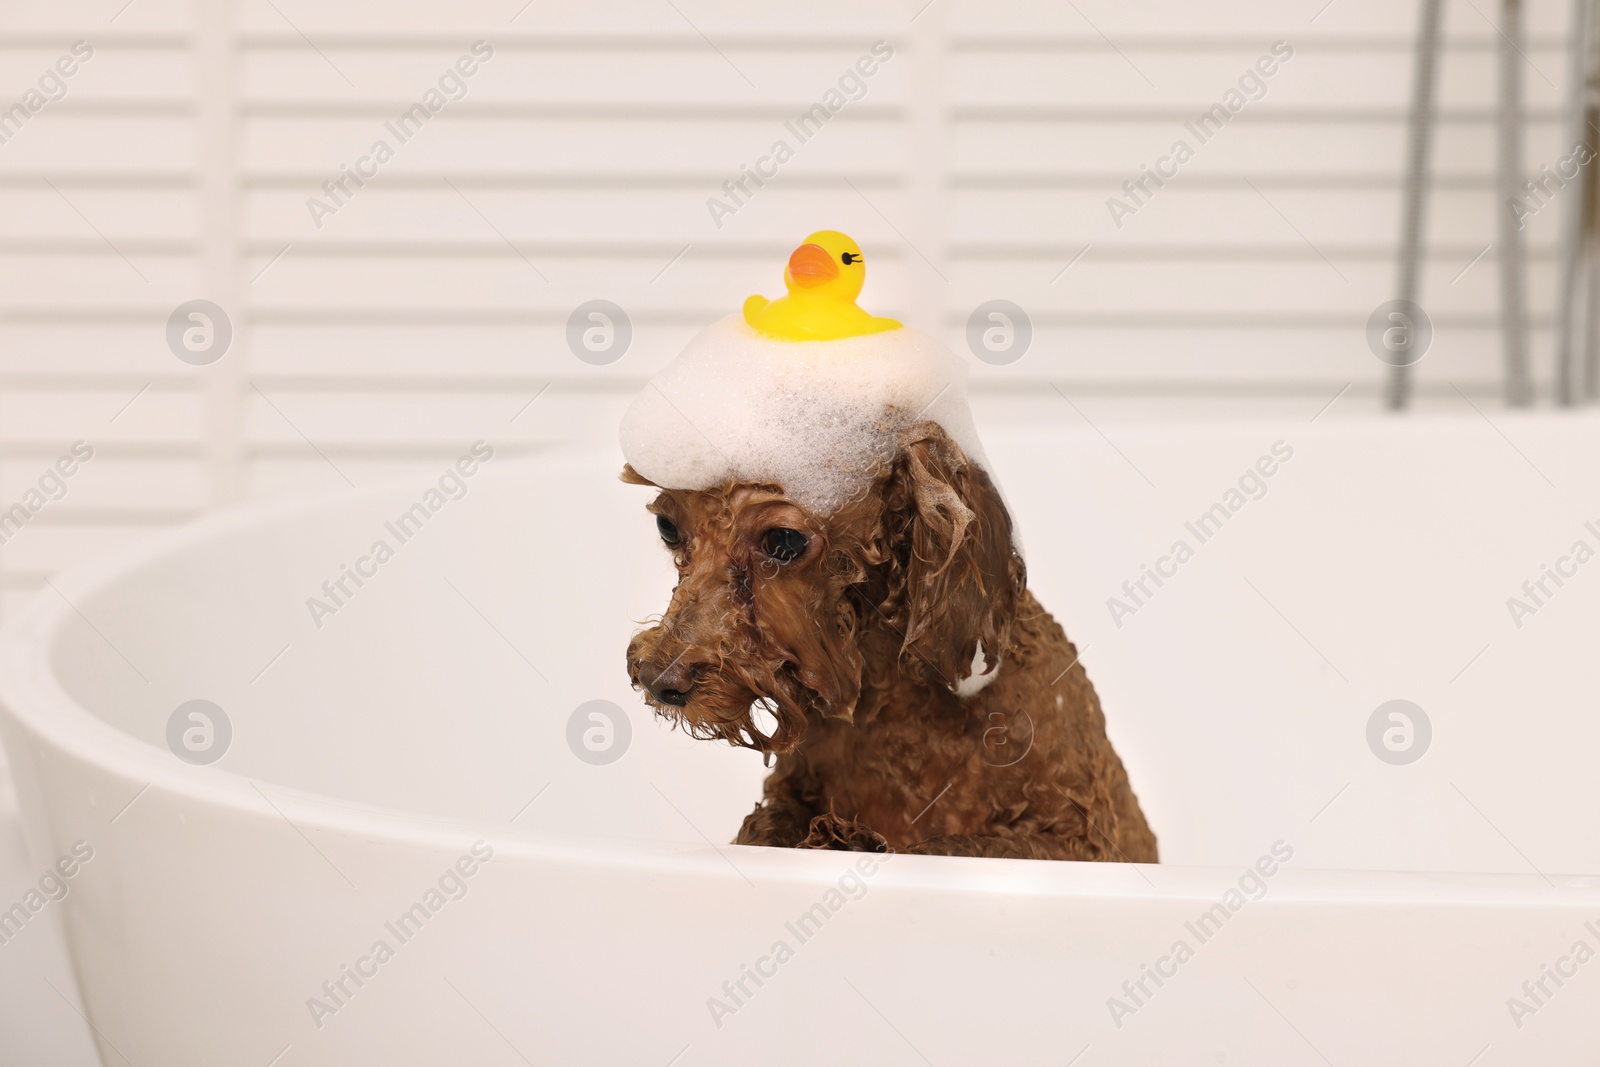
xmin=0 ymin=433 xmax=1597 ymax=906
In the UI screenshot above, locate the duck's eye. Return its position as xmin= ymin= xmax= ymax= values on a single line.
xmin=656 ymin=514 xmax=681 ymax=545
xmin=761 ymin=527 xmax=808 ymax=563
xmin=841 ymin=252 xmax=860 ymax=265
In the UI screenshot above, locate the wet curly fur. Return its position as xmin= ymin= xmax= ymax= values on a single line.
xmin=623 ymin=422 xmax=1157 ymax=862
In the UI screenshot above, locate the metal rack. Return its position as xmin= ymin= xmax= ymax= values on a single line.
xmin=1556 ymin=0 xmax=1600 ymax=402
xmin=1388 ymin=0 xmax=1578 ymax=409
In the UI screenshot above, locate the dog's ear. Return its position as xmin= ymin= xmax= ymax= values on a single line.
xmin=885 ymin=425 xmax=1024 ymax=690
xmin=619 ymin=463 xmax=656 ymax=486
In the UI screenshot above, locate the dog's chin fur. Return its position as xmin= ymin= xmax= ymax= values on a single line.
xmin=637 ymin=661 xmax=812 ymax=755
xmin=622 ymin=420 xmax=1159 ymax=862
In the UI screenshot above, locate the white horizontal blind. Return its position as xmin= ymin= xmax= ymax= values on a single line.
xmin=1 ymin=3 xmax=206 ymax=626
xmin=0 ymin=0 xmax=1573 ymax=622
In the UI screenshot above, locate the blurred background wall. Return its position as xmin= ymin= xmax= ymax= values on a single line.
xmin=0 ymin=0 xmax=1574 ymax=625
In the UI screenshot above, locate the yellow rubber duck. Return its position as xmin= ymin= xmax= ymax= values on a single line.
xmin=742 ymin=230 xmax=902 ymax=341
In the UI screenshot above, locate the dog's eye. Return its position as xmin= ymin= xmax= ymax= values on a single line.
xmin=656 ymin=514 xmax=681 ymax=546
xmin=761 ymin=527 xmax=808 ymax=563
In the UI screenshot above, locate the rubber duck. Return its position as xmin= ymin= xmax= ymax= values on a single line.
xmin=742 ymin=230 xmax=902 ymax=341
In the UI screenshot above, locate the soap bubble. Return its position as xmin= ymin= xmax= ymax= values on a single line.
xmin=619 ymin=315 xmax=992 ymax=516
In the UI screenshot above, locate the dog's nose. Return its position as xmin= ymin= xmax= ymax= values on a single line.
xmin=643 ymin=660 xmax=695 ymax=707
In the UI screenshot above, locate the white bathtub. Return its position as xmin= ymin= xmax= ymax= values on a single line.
xmin=3 ymin=414 xmax=1600 ymax=1065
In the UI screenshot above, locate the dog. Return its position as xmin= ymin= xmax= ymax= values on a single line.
xmin=624 ymin=421 xmax=1157 ymax=861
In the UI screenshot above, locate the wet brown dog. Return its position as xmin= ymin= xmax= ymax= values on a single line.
xmin=624 ymin=422 xmax=1157 ymax=861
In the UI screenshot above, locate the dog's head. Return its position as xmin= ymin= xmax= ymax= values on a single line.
xmin=623 ymin=422 xmax=1024 ymax=754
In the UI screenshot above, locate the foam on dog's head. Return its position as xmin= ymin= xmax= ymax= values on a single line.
xmin=619 ymin=315 xmax=991 ymax=516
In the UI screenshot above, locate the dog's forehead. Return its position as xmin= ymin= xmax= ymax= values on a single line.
xmin=657 ymin=482 xmax=808 ymax=524
xmin=727 ymin=483 xmax=804 ymax=514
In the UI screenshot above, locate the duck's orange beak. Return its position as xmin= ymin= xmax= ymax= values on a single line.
xmin=786 ymin=243 xmax=838 ymax=289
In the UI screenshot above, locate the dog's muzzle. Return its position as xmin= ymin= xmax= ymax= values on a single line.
xmin=641 ymin=658 xmax=694 ymax=707
xmin=629 ymin=629 xmax=699 ymax=709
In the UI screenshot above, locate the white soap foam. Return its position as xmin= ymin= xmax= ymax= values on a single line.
xmin=619 ymin=314 xmax=993 ymax=516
